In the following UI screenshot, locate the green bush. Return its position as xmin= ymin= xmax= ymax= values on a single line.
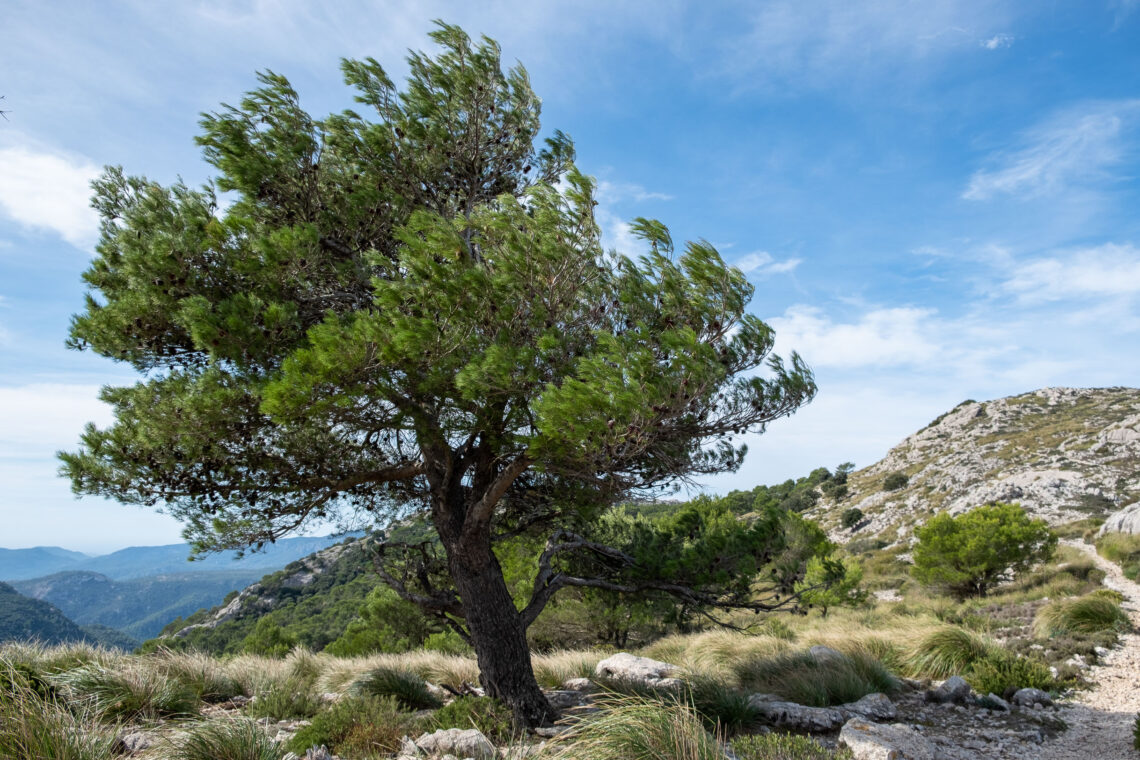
xmin=734 ymin=649 xmax=898 ymax=707
xmin=245 ymin=677 xmax=322 ymax=720
xmin=841 ymin=508 xmax=864 ymax=530
xmin=170 ymin=719 xmax=286 ymax=760
xmin=430 ymin=696 xmax=515 ymax=744
xmin=240 ymin=619 xmax=297 ymax=658
xmin=733 ymin=733 xmax=853 ymax=760
xmin=1034 ymin=595 xmax=1131 ymax=637
xmin=287 ymin=696 xmax=416 ymax=757
xmin=905 ymin=627 xmax=994 ymax=679
xmin=882 ymin=473 xmax=908 ymax=492
xmin=51 ymin=663 xmax=199 ymax=722
xmin=912 ymin=503 xmax=1057 ymax=598
xmin=546 ymin=696 xmax=723 ymax=760
xmin=966 ymin=652 xmax=1055 ymax=696
xmin=350 ymin=667 xmax=441 ymax=711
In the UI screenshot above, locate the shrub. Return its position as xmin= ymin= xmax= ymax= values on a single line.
xmin=245 ymin=677 xmax=322 ymax=720
xmin=966 ymin=652 xmax=1055 ymax=696
xmin=1033 ymin=595 xmax=1131 ymax=637
xmin=170 ymin=719 xmax=286 ymax=760
xmin=287 ymin=696 xmax=417 ymax=757
xmin=546 ymin=696 xmax=723 ymax=760
xmin=51 ymin=663 xmax=199 ymax=721
xmin=733 ymin=733 xmax=853 ymax=760
xmin=882 ymin=473 xmax=908 ymax=492
xmin=0 ymin=682 xmax=119 ymax=760
xmin=840 ymin=508 xmax=864 ymax=530
xmin=350 ymin=667 xmax=441 ymax=710
xmin=912 ymin=503 xmax=1057 ymax=598
xmin=905 ymin=627 xmax=994 ymax=679
xmin=734 ymin=649 xmax=898 ymax=707
xmin=430 ymin=696 xmax=515 ymax=744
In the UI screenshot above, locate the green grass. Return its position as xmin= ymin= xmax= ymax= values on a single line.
xmin=966 ymin=652 xmax=1056 ymax=696
xmin=1033 ymin=595 xmax=1131 ymax=637
xmin=170 ymin=719 xmax=286 ymax=760
xmin=905 ymin=627 xmax=994 ymax=679
xmin=732 ymin=733 xmax=853 ymax=760
xmin=287 ymin=695 xmax=417 ymax=758
xmin=682 ymin=676 xmax=762 ymax=737
xmin=1096 ymin=533 xmax=1140 ymax=581
xmin=733 ymin=649 xmax=898 ymax=707
xmin=150 ymin=650 xmax=245 ymax=703
xmin=50 ymin=663 xmax=199 ymax=722
xmin=350 ymin=666 xmax=441 ymax=710
xmin=546 ymin=696 xmax=724 ymax=760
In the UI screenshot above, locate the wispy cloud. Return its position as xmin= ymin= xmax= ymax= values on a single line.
xmin=768 ymin=305 xmax=941 ymax=369
xmin=736 ymin=251 xmax=801 ymax=277
xmin=0 ymin=136 xmax=100 ymax=250
xmin=981 ymin=33 xmax=1014 ymax=49
xmin=1001 ymin=242 xmax=1140 ymax=304
xmin=595 ymin=180 xmax=674 ymax=204
xmin=963 ymin=100 xmax=1140 ymax=200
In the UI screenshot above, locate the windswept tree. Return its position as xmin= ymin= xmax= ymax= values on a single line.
xmin=62 ymin=24 xmax=816 ymax=726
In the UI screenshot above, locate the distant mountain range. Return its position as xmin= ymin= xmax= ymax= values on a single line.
xmin=0 ymin=581 xmax=138 ymax=650
xmin=0 ymin=534 xmax=361 ymax=581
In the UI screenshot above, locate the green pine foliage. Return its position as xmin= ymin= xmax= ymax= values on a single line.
xmin=912 ymin=503 xmax=1057 ymax=598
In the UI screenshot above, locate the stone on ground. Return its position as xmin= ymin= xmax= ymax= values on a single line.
xmin=839 ymin=718 xmax=937 ymax=760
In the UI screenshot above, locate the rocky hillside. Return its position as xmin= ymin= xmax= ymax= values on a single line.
xmin=812 ymin=386 xmax=1140 ymax=541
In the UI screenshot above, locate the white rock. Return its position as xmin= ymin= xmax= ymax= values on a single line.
xmin=809 ymin=645 xmax=846 ymax=663
xmin=1099 ymin=502 xmax=1140 ymax=536
xmin=561 ymin=677 xmax=594 ymax=692
xmin=1010 ymin=687 xmax=1052 ymax=707
xmin=927 ymin=675 xmax=971 ymax=704
xmin=839 ymin=719 xmax=937 ymax=760
xmin=414 ymin=728 xmax=495 ymax=760
xmin=116 ymin=732 xmax=154 ymax=754
xmin=594 ymin=652 xmax=681 ymax=690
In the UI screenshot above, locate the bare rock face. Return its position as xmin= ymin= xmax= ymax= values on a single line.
xmin=841 ymin=692 xmax=898 ymax=721
xmin=839 ymin=719 xmax=938 ymax=760
xmin=747 ymin=697 xmax=848 ymax=731
xmin=414 ymin=728 xmax=495 ymax=759
xmin=809 ymin=387 xmax=1140 ymax=540
xmin=594 ymin=652 xmax=683 ymax=690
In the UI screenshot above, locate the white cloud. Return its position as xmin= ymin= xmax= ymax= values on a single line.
xmin=963 ymin=100 xmax=1140 ymax=200
xmin=1002 ymin=242 xmax=1140 ymax=303
xmin=0 ymin=137 xmax=101 ymax=249
xmin=981 ymin=33 xmax=1013 ymax=49
xmin=595 ymin=180 xmax=673 ymax=204
xmin=735 ymin=251 xmax=801 ymax=277
xmin=0 ymin=384 xmax=112 ymax=459
xmin=768 ymin=305 xmax=941 ymax=369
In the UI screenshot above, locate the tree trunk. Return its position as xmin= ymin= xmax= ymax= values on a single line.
xmin=447 ymin=532 xmax=555 ymax=728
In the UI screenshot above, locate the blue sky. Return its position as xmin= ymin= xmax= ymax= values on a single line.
xmin=2 ymin=1 xmax=1139 ymax=552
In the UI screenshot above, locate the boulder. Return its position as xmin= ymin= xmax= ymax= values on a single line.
xmin=414 ymin=728 xmax=495 ymax=759
xmin=981 ymin=692 xmax=1011 ymax=712
xmin=840 ymin=693 xmax=897 ymax=721
xmin=748 ymin=697 xmax=846 ymax=731
xmin=594 ymin=652 xmax=682 ymax=690
xmin=839 ymin=719 xmax=937 ymax=760
xmin=544 ymin=689 xmax=586 ymax=710
xmin=809 ymin=645 xmax=847 ymax=663
xmin=561 ymin=677 xmax=594 ymax=692
xmin=115 ymin=732 xmax=154 ymax=754
xmin=925 ymin=675 xmax=971 ymax=704
xmin=1010 ymin=687 xmax=1052 ymax=707
xmin=1099 ymin=503 xmax=1140 ymax=536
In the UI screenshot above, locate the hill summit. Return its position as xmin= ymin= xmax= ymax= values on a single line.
xmin=813 ymin=386 xmax=1140 ymax=539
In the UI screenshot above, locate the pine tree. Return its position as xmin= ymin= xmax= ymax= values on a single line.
xmin=62 ymin=23 xmax=816 ymax=726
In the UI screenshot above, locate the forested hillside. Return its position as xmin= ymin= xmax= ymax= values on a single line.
xmin=0 ymin=581 xmax=137 ymax=649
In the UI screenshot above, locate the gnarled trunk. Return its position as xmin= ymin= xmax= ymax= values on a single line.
xmin=446 ymin=529 xmax=555 ymax=728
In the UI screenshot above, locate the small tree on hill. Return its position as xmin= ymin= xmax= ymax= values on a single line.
xmin=61 ymin=24 xmax=816 ymax=726
xmin=912 ymin=502 xmax=1056 ymax=599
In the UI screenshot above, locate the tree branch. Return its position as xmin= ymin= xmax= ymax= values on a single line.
xmin=464 ymin=454 xmax=530 ymax=535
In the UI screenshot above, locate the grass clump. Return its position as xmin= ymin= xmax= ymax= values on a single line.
xmin=546 ymin=696 xmax=723 ymax=760
xmin=1096 ymin=533 xmax=1140 ymax=581
xmin=245 ymin=677 xmax=322 ymax=720
xmin=905 ymin=627 xmax=994 ymax=679
xmin=0 ymin=679 xmax=119 ymax=760
xmin=287 ymin=695 xmax=417 ymax=758
xmin=350 ymin=666 xmax=441 ymax=710
xmin=733 ymin=733 xmax=853 ymax=759
xmin=430 ymin=696 xmax=515 ymax=744
xmin=51 ymin=663 xmax=198 ymax=722
xmin=150 ymin=649 xmax=245 ymax=703
xmin=681 ymin=676 xmax=762 ymax=737
xmin=734 ymin=649 xmax=898 ymax=707
xmin=1033 ymin=595 xmax=1131 ymax=637
xmin=170 ymin=718 xmax=286 ymax=760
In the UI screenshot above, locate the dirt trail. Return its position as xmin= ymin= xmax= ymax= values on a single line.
xmin=1037 ymin=540 xmax=1140 ymax=760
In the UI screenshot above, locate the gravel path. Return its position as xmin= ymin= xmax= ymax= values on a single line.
xmin=1037 ymin=540 xmax=1140 ymax=760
